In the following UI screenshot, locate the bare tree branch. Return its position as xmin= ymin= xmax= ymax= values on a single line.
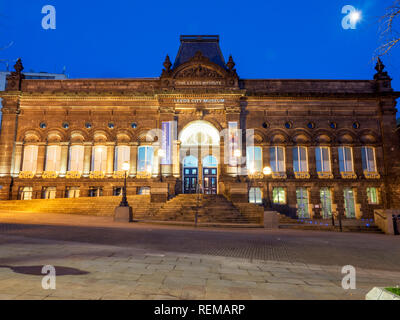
xmin=376 ymin=0 xmax=400 ymax=58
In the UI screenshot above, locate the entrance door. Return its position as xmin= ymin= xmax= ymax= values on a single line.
xmin=203 ymin=167 xmax=217 ymax=194
xmin=184 ymin=168 xmax=198 ymax=194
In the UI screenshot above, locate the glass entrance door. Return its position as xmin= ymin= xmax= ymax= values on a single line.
xmin=184 ymin=168 xmax=198 ymax=194
xmin=203 ymin=167 xmax=217 ymax=194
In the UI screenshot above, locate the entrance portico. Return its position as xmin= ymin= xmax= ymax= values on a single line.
xmin=179 ymin=120 xmax=220 ymax=194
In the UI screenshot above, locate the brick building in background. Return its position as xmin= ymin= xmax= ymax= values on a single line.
xmin=0 ymin=35 xmax=399 ymax=220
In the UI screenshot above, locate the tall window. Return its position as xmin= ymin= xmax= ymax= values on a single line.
xmin=66 ymin=187 xmax=80 ymax=198
xmin=344 ymin=188 xmax=356 ymax=218
xmin=272 ymin=187 xmax=286 ymax=204
xmin=249 ymin=187 xmax=262 ymax=204
xmin=315 ymin=147 xmax=331 ymax=172
xmin=270 ymin=147 xmax=285 ymax=172
xmin=22 ymin=145 xmax=38 ymax=172
xmin=69 ymin=145 xmax=84 ymax=172
xmin=45 ymin=145 xmax=61 ymax=172
xmin=296 ymin=188 xmax=309 ymax=218
xmin=362 ymin=147 xmax=377 ymax=172
xmin=293 ymin=146 xmax=308 ymax=172
xmin=246 ymin=146 xmax=262 ymax=173
xmin=338 ymin=146 xmax=353 ymax=172
xmin=137 ymin=146 xmax=154 ymax=172
xmin=115 ymin=145 xmax=131 ymax=171
xmin=367 ymin=187 xmax=379 ymax=204
xmin=320 ymin=188 xmax=333 ymax=219
xmin=92 ymin=146 xmax=107 ymax=172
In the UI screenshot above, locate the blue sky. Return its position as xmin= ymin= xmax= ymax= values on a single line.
xmin=0 ymin=0 xmax=399 ymax=91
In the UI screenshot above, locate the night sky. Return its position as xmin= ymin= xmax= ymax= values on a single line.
xmin=1 ymin=0 xmax=399 ymax=92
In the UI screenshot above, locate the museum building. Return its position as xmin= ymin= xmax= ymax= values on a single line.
xmin=0 ymin=35 xmax=399 ymax=220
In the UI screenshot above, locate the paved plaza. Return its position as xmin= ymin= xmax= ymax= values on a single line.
xmin=0 ymin=211 xmax=399 ymax=300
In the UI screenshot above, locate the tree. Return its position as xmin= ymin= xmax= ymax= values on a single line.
xmin=377 ymin=0 xmax=400 ymax=57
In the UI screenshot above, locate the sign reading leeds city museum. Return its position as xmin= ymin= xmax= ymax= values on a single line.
xmin=173 ymin=98 xmax=225 ymax=104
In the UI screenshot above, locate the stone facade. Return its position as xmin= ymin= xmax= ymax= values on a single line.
xmin=0 ymin=36 xmax=399 ymax=220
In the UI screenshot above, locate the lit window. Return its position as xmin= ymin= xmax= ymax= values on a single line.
xmin=296 ymin=188 xmax=309 ymax=218
xmin=338 ymin=146 xmax=353 ymax=172
xmin=273 ymin=187 xmax=286 ymax=204
xmin=246 ymin=146 xmax=262 ymax=173
xmin=315 ymin=147 xmax=331 ymax=172
xmin=66 ymin=187 xmax=80 ymax=198
xmin=89 ymin=187 xmax=103 ymax=197
xmin=69 ymin=145 xmax=84 ymax=172
xmin=45 ymin=145 xmax=61 ymax=172
xmin=362 ymin=147 xmax=377 ymax=172
xmin=367 ymin=187 xmax=379 ymax=204
xmin=20 ymin=186 xmax=33 ymax=200
xmin=293 ymin=146 xmax=308 ymax=172
xmin=138 ymin=187 xmax=150 ymax=195
xmin=113 ymin=187 xmax=123 ymax=196
xmin=320 ymin=188 xmax=333 ymax=219
xmin=270 ymin=147 xmax=285 ymax=172
xmin=92 ymin=146 xmax=108 ymax=172
xmin=43 ymin=187 xmax=57 ymax=199
xmin=344 ymin=188 xmax=356 ymax=218
xmin=115 ymin=145 xmax=131 ymax=171
xmin=137 ymin=146 xmax=154 ymax=173
xmin=249 ymin=187 xmax=262 ymax=204
xmin=22 ymin=145 xmax=38 ymax=172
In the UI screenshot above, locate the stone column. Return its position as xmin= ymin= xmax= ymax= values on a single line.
xmin=285 ymin=145 xmax=294 ymax=178
xmin=36 ymin=143 xmax=46 ymax=177
xmin=286 ymin=184 xmax=298 ymax=218
xmin=262 ymin=143 xmax=269 ymax=171
xmin=331 ymin=146 xmax=340 ymax=178
xmin=83 ymin=143 xmax=93 ymax=177
xmin=307 ymin=146 xmax=316 ymax=177
xmin=106 ymin=142 xmax=115 ymax=177
xmin=333 ymin=185 xmax=345 ymax=220
xmin=12 ymin=142 xmax=23 ymax=177
xmin=309 ymin=186 xmax=322 ymax=219
xmin=59 ymin=142 xmax=69 ymax=177
xmin=130 ymin=142 xmax=138 ymax=177
xmin=353 ymin=146 xmax=363 ymax=177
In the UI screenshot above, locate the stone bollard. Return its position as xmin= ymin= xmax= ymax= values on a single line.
xmin=264 ymin=210 xmax=279 ymax=229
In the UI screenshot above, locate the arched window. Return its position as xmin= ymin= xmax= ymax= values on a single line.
xmin=202 ymin=155 xmax=217 ymax=167
xmin=137 ymin=146 xmax=154 ymax=172
xmin=69 ymin=145 xmax=84 ymax=172
xmin=22 ymin=145 xmax=38 ymax=172
xmin=115 ymin=145 xmax=131 ymax=171
xmin=92 ymin=146 xmax=108 ymax=172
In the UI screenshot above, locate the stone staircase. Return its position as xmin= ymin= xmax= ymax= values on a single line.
xmin=0 ymin=194 xmax=263 ymax=226
xmin=0 ymin=195 xmax=161 ymax=217
xmin=278 ymin=214 xmax=384 ymax=233
xmin=148 ymin=194 xmax=262 ymax=225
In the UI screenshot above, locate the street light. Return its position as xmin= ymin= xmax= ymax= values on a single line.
xmin=158 ymin=149 xmax=166 ymax=182
xmin=234 ymin=149 xmax=241 ymax=182
xmin=263 ymin=166 xmax=272 ymax=209
xmin=119 ymin=161 xmax=130 ymax=207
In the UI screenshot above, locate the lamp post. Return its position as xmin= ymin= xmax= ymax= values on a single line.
xmin=263 ymin=166 xmax=272 ymax=209
xmin=119 ymin=161 xmax=130 ymax=207
xmin=234 ymin=149 xmax=241 ymax=182
xmin=158 ymin=149 xmax=166 ymax=182
xmin=114 ymin=161 xmax=133 ymax=222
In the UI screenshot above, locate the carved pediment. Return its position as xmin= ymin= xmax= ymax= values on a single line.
xmin=175 ymin=65 xmax=223 ymax=79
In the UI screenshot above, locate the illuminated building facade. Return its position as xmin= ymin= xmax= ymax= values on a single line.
xmin=0 ymin=35 xmax=399 ymax=219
